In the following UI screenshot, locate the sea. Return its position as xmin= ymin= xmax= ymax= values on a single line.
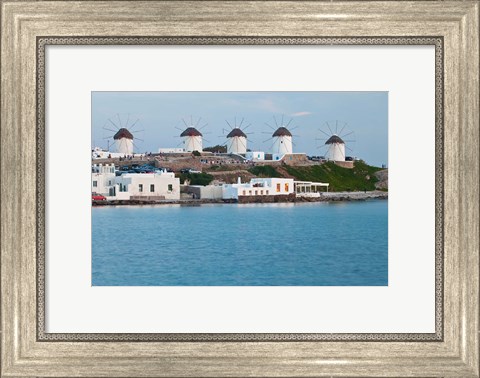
xmin=92 ymin=200 xmax=388 ymax=286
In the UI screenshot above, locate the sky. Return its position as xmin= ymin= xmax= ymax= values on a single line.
xmin=91 ymin=91 xmax=388 ymax=167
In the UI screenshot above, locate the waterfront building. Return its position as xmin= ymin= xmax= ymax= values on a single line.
xmin=115 ymin=171 xmax=180 ymax=200
xmin=222 ymin=177 xmax=295 ymax=200
xmin=113 ymin=128 xmax=134 ymax=155
xmin=91 ymin=163 xmax=116 ymax=196
xmin=245 ymin=151 xmax=265 ymax=161
xmin=271 ymin=126 xmax=293 ymax=157
xmin=180 ymin=127 xmax=203 ymax=152
xmin=183 ymin=185 xmax=223 ymax=200
xmin=226 ymin=128 xmax=247 ymax=154
xmin=294 ymin=181 xmax=330 ymax=197
xmin=325 ymin=134 xmax=346 ymax=162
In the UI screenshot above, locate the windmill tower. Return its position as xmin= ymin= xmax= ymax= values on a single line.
xmin=317 ymin=121 xmax=355 ymax=162
xmin=222 ymin=117 xmax=251 ymax=154
xmin=226 ymin=128 xmax=248 ymax=154
xmin=272 ymin=126 xmax=293 ymax=155
xmin=102 ymin=114 xmax=143 ymax=155
xmin=325 ymin=135 xmax=346 ymax=161
xmin=180 ymin=125 xmax=203 ymax=152
xmin=113 ymin=128 xmax=134 ymax=155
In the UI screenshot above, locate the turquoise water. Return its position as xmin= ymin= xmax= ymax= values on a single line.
xmin=92 ymin=200 xmax=388 ymax=286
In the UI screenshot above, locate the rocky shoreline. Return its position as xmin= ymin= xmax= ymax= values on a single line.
xmin=92 ymin=191 xmax=387 ymax=206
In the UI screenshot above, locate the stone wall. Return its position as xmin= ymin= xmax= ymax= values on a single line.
xmin=237 ymin=193 xmax=296 ymax=204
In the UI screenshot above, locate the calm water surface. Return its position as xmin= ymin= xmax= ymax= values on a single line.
xmin=92 ymin=200 xmax=388 ymax=286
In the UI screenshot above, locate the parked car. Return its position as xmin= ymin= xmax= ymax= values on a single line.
xmin=92 ymin=193 xmax=106 ymax=201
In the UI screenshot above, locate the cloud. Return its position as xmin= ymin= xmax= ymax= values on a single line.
xmin=290 ymin=111 xmax=312 ymax=117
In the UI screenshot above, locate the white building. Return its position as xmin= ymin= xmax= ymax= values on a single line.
xmin=245 ymin=151 xmax=265 ymax=161
xmin=91 ymin=164 xmax=116 ymax=196
xmin=222 ymin=177 xmax=294 ymax=200
xmin=115 ymin=171 xmax=180 ymax=200
xmin=180 ymin=127 xmax=203 ymax=152
xmin=183 ymin=185 xmax=223 ymax=200
xmin=272 ymin=127 xmax=293 ymax=156
xmin=226 ymin=128 xmax=247 ymax=154
xmin=325 ymin=134 xmax=346 ymax=161
xmin=113 ymin=128 xmax=134 ymax=155
xmin=158 ymin=147 xmax=185 ymax=153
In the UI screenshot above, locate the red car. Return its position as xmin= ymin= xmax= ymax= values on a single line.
xmin=92 ymin=193 xmax=106 ymax=201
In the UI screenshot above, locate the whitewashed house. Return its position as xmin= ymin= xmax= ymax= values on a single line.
xmin=222 ymin=177 xmax=295 ymax=200
xmin=245 ymin=151 xmax=265 ymax=161
xmin=115 ymin=171 xmax=180 ymax=200
xmin=91 ymin=164 xmax=116 ymax=196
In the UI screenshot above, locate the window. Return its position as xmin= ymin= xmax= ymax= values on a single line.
xmin=260 ymin=190 xmax=263 ymax=195
xmin=285 ymin=183 xmax=289 ymax=192
xmin=276 ymin=183 xmax=281 ymax=192
xmin=168 ymin=184 xmax=173 ymax=192
xmin=266 ymin=190 xmax=269 ymax=195
xmin=93 ymin=181 xmax=97 ymax=187
xmin=150 ymin=184 xmax=155 ymax=192
xmin=255 ymin=190 xmax=258 ymax=195
xmin=108 ymin=180 xmax=111 ymax=185
xmin=249 ymin=190 xmax=252 ymax=195
xmin=139 ymin=184 xmax=143 ymax=192
xmin=242 ymin=190 xmax=246 ymax=196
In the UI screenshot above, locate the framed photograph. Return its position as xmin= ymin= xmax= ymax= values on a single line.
xmin=1 ymin=1 xmax=478 ymax=377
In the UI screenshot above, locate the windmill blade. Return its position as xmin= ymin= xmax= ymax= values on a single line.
xmin=268 ymin=137 xmax=279 ymax=152
xmin=238 ymin=117 xmax=244 ymax=128
xmin=199 ymin=123 xmax=208 ymax=130
xmin=243 ymin=123 xmax=252 ymax=131
xmin=203 ymin=138 xmax=211 ymax=143
xmin=125 ymin=114 xmax=130 ymax=129
xmin=103 ymin=135 xmax=114 ymax=139
xmin=176 ymin=140 xmax=184 ymax=148
xmin=117 ymin=114 xmax=123 ymax=128
xmin=263 ymin=136 xmax=273 ymax=143
xmin=175 ymin=126 xmax=184 ymax=132
xmin=264 ymin=122 xmax=275 ymax=131
xmin=238 ymin=137 xmax=247 ymax=151
xmin=190 ymin=115 xmax=193 ymax=125
xmin=182 ymin=118 xmax=189 ymax=127
xmin=103 ymin=127 xmax=118 ymax=133
xmin=338 ymin=122 xmax=348 ymax=136
xmin=273 ymin=116 xmax=279 ymax=127
xmin=132 ymin=129 xmax=145 ymax=133
xmin=335 ymin=120 xmax=338 ymax=134
xmin=345 ymin=146 xmax=354 ymax=152
xmin=281 ymin=114 xmax=284 ymax=126
xmin=343 ymin=140 xmax=356 ymax=143
xmin=134 ymin=137 xmax=144 ymax=142
xmin=341 ymin=131 xmax=355 ymax=138
xmin=318 ymin=128 xmax=331 ymax=138
xmin=195 ymin=117 xmax=202 ymax=127
xmin=325 ymin=122 xmax=334 ymax=135
xmin=290 ymin=125 xmax=299 ymax=131
xmin=286 ymin=118 xmax=293 ymax=127
xmin=261 ymin=131 xmax=273 ymax=135
xmin=292 ymin=134 xmax=300 ymax=138
xmin=129 ymin=119 xmax=141 ymax=131
xmin=132 ymin=141 xmax=142 ymax=151
xmin=225 ymin=120 xmax=234 ymax=130
xmin=108 ymin=119 xmax=120 ymax=129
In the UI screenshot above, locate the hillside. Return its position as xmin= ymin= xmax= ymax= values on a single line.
xmin=248 ymin=161 xmax=385 ymax=192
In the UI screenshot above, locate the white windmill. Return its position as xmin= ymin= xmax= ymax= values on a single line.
xmin=317 ymin=121 xmax=355 ymax=162
xmin=222 ymin=117 xmax=252 ymax=154
xmin=177 ymin=116 xmax=207 ymax=152
xmin=263 ymin=116 xmax=296 ymax=158
xmin=103 ymin=114 xmax=143 ymax=155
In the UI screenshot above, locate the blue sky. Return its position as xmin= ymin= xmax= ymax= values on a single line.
xmin=92 ymin=91 xmax=388 ymax=167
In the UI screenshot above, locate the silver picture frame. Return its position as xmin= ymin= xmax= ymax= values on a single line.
xmin=1 ymin=1 xmax=478 ymax=376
